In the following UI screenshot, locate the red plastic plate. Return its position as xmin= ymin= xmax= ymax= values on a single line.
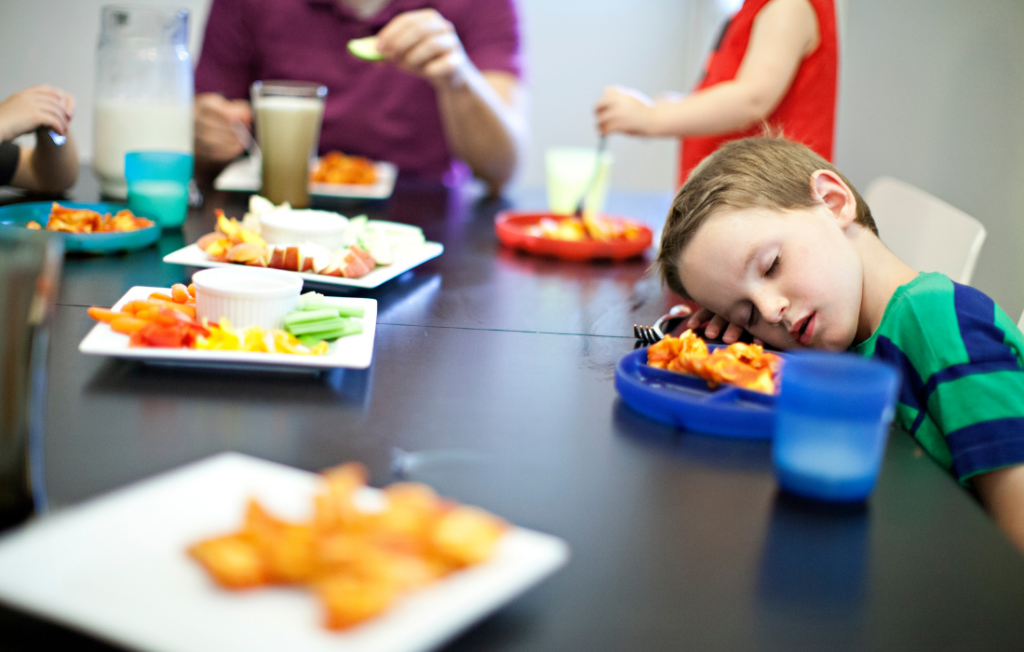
xmin=494 ymin=210 xmax=653 ymax=261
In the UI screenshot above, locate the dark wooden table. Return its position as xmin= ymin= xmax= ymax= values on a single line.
xmin=2 ymin=172 xmax=1024 ymax=651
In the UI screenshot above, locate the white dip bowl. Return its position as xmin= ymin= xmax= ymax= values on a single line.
xmin=192 ymin=267 xmax=302 ymax=329
xmin=259 ymin=209 xmax=349 ymax=250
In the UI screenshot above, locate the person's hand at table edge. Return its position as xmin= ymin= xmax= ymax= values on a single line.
xmin=376 ymin=9 xmax=526 ymax=195
xmin=194 ymin=93 xmax=252 ymax=168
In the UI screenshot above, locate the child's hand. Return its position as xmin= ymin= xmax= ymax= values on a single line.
xmin=377 ymin=9 xmax=471 ymax=90
xmin=684 ymin=307 xmax=762 ymax=345
xmin=0 ymin=85 xmax=75 ymax=142
xmin=595 ymin=86 xmax=655 ymax=136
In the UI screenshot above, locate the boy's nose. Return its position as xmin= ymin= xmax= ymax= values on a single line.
xmin=756 ymin=293 xmax=788 ymax=325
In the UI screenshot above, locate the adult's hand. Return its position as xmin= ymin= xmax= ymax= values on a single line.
xmin=194 ymin=93 xmax=252 ymax=164
xmin=0 ymin=85 xmax=75 ymax=142
xmin=595 ymin=86 xmax=655 ymax=136
xmin=376 ymin=9 xmax=471 ymax=90
xmin=375 ymin=8 xmax=525 ymax=195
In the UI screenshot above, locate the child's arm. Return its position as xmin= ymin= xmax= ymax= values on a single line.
xmin=10 ymin=130 xmax=80 ymax=193
xmin=972 ymin=465 xmax=1024 ymax=555
xmin=0 ymin=85 xmax=79 ymax=192
xmin=595 ymin=0 xmax=818 ymax=137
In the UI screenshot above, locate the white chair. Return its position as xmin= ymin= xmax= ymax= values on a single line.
xmin=864 ymin=176 xmax=987 ymax=285
xmin=1017 ymin=309 xmax=1024 ymax=333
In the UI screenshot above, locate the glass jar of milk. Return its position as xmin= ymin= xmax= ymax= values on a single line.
xmin=93 ymin=6 xmax=194 ymax=198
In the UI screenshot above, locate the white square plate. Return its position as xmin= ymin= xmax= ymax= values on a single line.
xmin=0 ymin=453 xmax=569 ymax=652
xmin=163 ymin=242 xmax=444 ymax=290
xmin=78 ymin=287 xmax=377 ymax=370
xmin=214 ymin=155 xmax=398 ymax=200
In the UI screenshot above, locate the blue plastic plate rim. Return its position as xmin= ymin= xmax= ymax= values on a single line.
xmin=615 ymin=345 xmax=782 ymax=439
xmin=0 ymin=201 xmax=160 ymax=254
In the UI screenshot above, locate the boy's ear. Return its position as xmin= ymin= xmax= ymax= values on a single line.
xmin=810 ymin=170 xmax=857 ymax=229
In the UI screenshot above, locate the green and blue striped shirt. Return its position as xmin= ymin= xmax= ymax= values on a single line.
xmin=853 ymin=273 xmax=1024 ymax=482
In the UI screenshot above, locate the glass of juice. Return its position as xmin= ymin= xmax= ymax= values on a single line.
xmin=125 ymin=151 xmax=193 ymax=228
xmin=251 ymin=80 xmax=328 ymax=208
xmin=773 ymin=352 xmax=901 ymax=503
xmin=545 ymin=147 xmax=613 ymax=216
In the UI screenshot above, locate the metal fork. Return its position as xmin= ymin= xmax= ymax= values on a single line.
xmin=633 ymin=304 xmax=692 ymax=346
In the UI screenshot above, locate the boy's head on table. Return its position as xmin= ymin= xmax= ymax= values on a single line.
xmin=658 ymin=137 xmax=917 ymax=351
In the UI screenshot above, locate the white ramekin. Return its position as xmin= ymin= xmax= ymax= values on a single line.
xmin=192 ymin=267 xmax=302 ymax=329
xmin=259 ymin=209 xmax=349 ymax=250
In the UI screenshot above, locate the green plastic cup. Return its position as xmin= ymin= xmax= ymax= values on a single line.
xmin=545 ymin=147 xmax=613 ymax=216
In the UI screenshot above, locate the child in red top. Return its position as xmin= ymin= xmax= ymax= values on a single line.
xmin=595 ymin=0 xmax=837 ymax=185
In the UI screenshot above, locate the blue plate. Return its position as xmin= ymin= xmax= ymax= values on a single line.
xmin=615 ymin=346 xmax=781 ymax=439
xmin=0 ymin=202 xmax=160 ymax=254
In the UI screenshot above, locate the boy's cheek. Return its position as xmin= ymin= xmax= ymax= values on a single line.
xmin=755 ymin=326 xmax=796 ymax=351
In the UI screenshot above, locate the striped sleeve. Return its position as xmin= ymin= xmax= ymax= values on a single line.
xmin=867 ymin=275 xmax=1024 ymax=481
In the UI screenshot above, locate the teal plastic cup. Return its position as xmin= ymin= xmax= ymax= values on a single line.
xmin=125 ymin=152 xmax=193 ymax=228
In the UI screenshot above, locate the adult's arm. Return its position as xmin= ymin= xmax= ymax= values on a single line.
xmin=193 ymin=0 xmax=256 ymax=170
xmin=377 ymin=8 xmax=526 ymax=194
xmin=435 ymin=69 xmax=526 ymax=194
xmin=973 ymin=465 xmax=1024 ymax=555
xmin=596 ymin=0 xmax=818 ymax=137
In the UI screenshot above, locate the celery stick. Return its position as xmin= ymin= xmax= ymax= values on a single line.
xmin=299 ymin=334 xmax=327 ymax=348
xmin=299 ymin=301 xmax=365 ymax=318
xmin=301 ymin=321 xmax=363 ymax=342
xmin=287 ymin=317 xmax=347 ymax=335
xmin=284 ymin=309 xmax=338 ymax=327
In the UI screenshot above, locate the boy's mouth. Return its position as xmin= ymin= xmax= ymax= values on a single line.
xmin=791 ymin=312 xmax=816 ymax=345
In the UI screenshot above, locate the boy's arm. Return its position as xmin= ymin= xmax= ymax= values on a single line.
xmin=596 ymin=0 xmax=818 ymax=137
xmin=972 ymin=465 xmax=1024 ymax=555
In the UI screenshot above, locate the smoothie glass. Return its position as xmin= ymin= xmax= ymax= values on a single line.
xmin=251 ymin=80 xmax=327 ymax=208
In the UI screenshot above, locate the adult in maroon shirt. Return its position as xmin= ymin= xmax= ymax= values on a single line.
xmin=194 ymin=0 xmax=526 ymax=193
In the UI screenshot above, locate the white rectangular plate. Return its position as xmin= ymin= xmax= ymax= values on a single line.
xmin=214 ymin=155 xmax=398 ymax=200
xmin=0 ymin=453 xmax=569 ymax=652
xmin=78 ymin=287 xmax=377 ymax=370
xmin=163 ymin=242 xmax=443 ymax=290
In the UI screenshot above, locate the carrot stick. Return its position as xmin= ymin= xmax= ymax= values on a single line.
xmin=87 ymin=307 xmax=120 ymax=323
xmin=171 ymin=284 xmax=190 ymax=303
xmin=110 ymin=315 xmax=150 ymax=335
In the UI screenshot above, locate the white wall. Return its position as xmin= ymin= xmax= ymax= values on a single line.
xmin=2 ymin=0 xmax=1023 ymax=314
xmin=833 ymin=0 xmax=1024 ymax=318
xmin=517 ymin=0 xmax=734 ymax=192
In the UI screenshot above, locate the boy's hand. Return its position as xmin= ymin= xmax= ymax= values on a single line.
xmin=684 ymin=307 xmax=761 ymax=345
xmin=595 ymin=86 xmax=655 ymax=136
xmin=194 ymin=93 xmax=252 ymax=163
xmin=377 ymin=9 xmax=472 ymax=90
xmin=0 ymin=85 xmax=75 ymax=142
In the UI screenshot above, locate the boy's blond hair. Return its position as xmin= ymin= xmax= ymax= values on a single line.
xmin=657 ymin=137 xmax=877 ymax=300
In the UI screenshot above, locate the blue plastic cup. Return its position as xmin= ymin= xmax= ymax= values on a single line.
xmin=773 ymin=352 xmax=901 ymax=502
xmin=125 ymin=151 xmax=193 ymax=228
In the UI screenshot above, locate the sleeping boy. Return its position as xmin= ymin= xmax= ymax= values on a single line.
xmin=658 ymin=137 xmax=1024 ymax=552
